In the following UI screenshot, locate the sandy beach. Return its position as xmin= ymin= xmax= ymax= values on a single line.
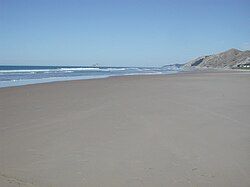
xmin=0 ymin=71 xmax=250 ymax=187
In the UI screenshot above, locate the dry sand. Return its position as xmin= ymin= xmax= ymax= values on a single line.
xmin=0 ymin=72 xmax=250 ymax=187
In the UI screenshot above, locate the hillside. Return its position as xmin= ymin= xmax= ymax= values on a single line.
xmin=184 ymin=48 xmax=250 ymax=69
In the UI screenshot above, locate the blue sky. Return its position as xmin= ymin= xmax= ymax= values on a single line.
xmin=0 ymin=0 xmax=250 ymax=67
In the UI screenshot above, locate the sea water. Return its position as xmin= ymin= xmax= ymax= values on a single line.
xmin=0 ymin=66 xmax=179 ymax=88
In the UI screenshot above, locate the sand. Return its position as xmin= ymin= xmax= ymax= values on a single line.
xmin=0 ymin=72 xmax=250 ymax=187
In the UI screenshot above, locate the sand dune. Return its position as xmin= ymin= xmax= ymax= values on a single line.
xmin=1 ymin=72 xmax=250 ymax=187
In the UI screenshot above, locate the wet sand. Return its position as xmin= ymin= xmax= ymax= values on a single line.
xmin=0 ymin=72 xmax=250 ymax=187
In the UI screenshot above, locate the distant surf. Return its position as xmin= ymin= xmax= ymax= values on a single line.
xmin=0 ymin=66 xmax=180 ymax=88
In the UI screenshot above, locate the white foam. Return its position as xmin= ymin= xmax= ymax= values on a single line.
xmin=0 ymin=67 xmax=128 ymax=74
xmin=59 ymin=67 xmax=100 ymax=71
xmin=0 ymin=69 xmax=53 ymax=73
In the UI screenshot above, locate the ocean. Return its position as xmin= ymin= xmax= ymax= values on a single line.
xmin=0 ymin=65 xmax=179 ymax=88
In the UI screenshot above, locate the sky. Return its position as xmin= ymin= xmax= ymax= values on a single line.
xmin=0 ymin=0 xmax=250 ymax=67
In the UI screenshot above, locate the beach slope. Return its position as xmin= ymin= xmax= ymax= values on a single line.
xmin=0 ymin=72 xmax=250 ymax=187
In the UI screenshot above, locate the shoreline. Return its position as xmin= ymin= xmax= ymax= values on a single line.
xmin=0 ymin=71 xmax=177 ymax=89
xmin=1 ymin=71 xmax=250 ymax=186
xmin=1 ymin=68 xmax=249 ymax=89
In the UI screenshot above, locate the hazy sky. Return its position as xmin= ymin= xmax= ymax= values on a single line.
xmin=0 ymin=0 xmax=250 ymax=67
